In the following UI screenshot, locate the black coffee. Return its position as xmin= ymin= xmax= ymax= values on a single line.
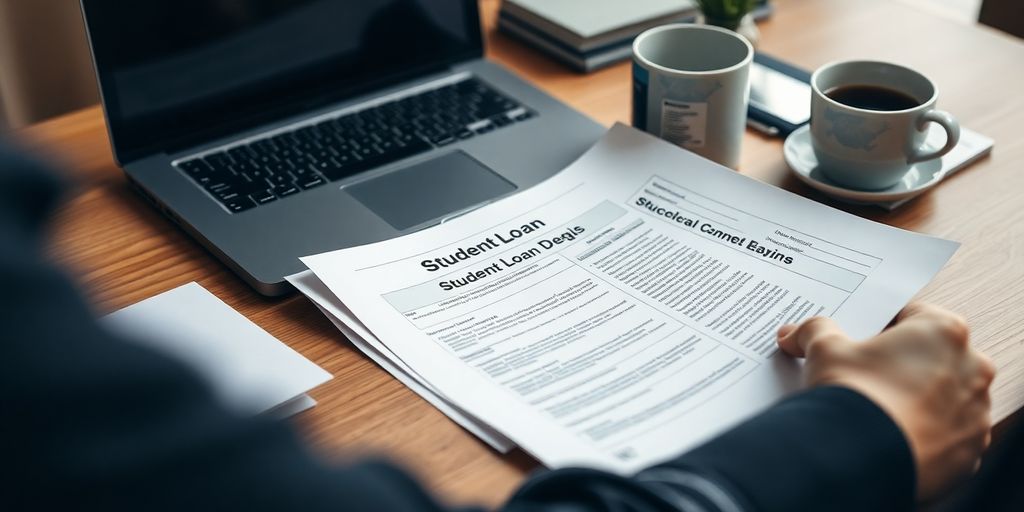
xmin=825 ymin=85 xmax=921 ymax=111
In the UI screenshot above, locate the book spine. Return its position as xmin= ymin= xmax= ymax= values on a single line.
xmin=497 ymin=17 xmax=587 ymax=72
xmin=498 ymin=17 xmax=633 ymax=73
xmin=500 ymin=3 xmax=585 ymax=48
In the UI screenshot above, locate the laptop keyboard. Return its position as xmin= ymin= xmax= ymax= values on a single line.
xmin=175 ymin=77 xmax=535 ymax=213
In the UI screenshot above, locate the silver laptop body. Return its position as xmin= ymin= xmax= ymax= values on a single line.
xmin=82 ymin=0 xmax=603 ymax=295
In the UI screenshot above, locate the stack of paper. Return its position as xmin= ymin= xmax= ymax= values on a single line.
xmin=287 ymin=272 xmax=515 ymax=451
xmin=294 ymin=124 xmax=958 ymax=472
xmin=103 ymin=282 xmax=332 ymax=419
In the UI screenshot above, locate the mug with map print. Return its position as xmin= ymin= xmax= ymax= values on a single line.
xmin=810 ymin=60 xmax=960 ymax=190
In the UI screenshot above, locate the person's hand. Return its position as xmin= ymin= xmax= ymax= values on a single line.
xmin=776 ymin=303 xmax=995 ymax=502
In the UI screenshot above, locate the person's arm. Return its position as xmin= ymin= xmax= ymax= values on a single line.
xmin=509 ymin=385 xmax=915 ymax=512
xmin=0 ymin=145 xmax=472 ymax=511
xmin=775 ymin=309 xmax=994 ymax=503
xmin=0 ymin=143 xmax=988 ymax=512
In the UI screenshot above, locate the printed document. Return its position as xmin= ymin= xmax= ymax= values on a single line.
xmin=301 ymin=124 xmax=958 ymax=473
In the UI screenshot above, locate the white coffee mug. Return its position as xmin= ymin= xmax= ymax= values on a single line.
xmin=632 ymin=24 xmax=753 ymax=169
xmin=810 ymin=60 xmax=961 ymax=190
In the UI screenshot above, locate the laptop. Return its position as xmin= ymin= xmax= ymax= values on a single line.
xmin=80 ymin=0 xmax=604 ymax=296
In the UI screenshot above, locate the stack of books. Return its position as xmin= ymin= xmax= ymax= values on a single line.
xmin=498 ymin=0 xmax=772 ymax=73
xmin=498 ymin=0 xmax=699 ymax=72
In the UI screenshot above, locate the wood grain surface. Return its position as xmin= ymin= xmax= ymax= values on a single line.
xmin=12 ymin=0 xmax=1024 ymax=507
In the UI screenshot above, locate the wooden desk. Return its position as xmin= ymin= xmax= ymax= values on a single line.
xmin=15 ymin=0 xmax=1024 ymax=507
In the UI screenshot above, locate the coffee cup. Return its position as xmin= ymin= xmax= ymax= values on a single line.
xmin=632 ymin=24 xmax=753 ymax=168
xmin=810 ymin=60 xmax=960 ymax=190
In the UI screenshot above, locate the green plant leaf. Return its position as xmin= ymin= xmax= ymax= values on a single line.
xmin=697 ymin=0 xmax=757 ymax=23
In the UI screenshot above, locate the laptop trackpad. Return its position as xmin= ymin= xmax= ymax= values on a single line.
xmin=346 ymin=151 xmax=517 ymax=231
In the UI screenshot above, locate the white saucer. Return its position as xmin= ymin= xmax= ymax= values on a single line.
xmin=783 ymin=124 xmax=946 ymax=204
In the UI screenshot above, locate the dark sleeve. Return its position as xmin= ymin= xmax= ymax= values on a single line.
xmin=0 ymin=143 xmax=914 ymax=512
xmin=507 ymin=387 xmax=915 ymax=512
xmin=942 ymin=415 xmax=1024 ymax=512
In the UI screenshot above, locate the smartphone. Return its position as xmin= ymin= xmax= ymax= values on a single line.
xmin=747 ymin=53 xmax=812 ymax=137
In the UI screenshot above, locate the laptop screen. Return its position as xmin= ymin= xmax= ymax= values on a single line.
xmin=82 ymin=0 xmax=483 ymax=163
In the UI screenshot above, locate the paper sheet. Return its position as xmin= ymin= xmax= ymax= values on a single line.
xmin=103 ymin=282 xmax=331 ymax=417
xmin=268 ymin=394 xmax=319 ymax=419
xmin=301 ymin=124 xmax=958 ymax=473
